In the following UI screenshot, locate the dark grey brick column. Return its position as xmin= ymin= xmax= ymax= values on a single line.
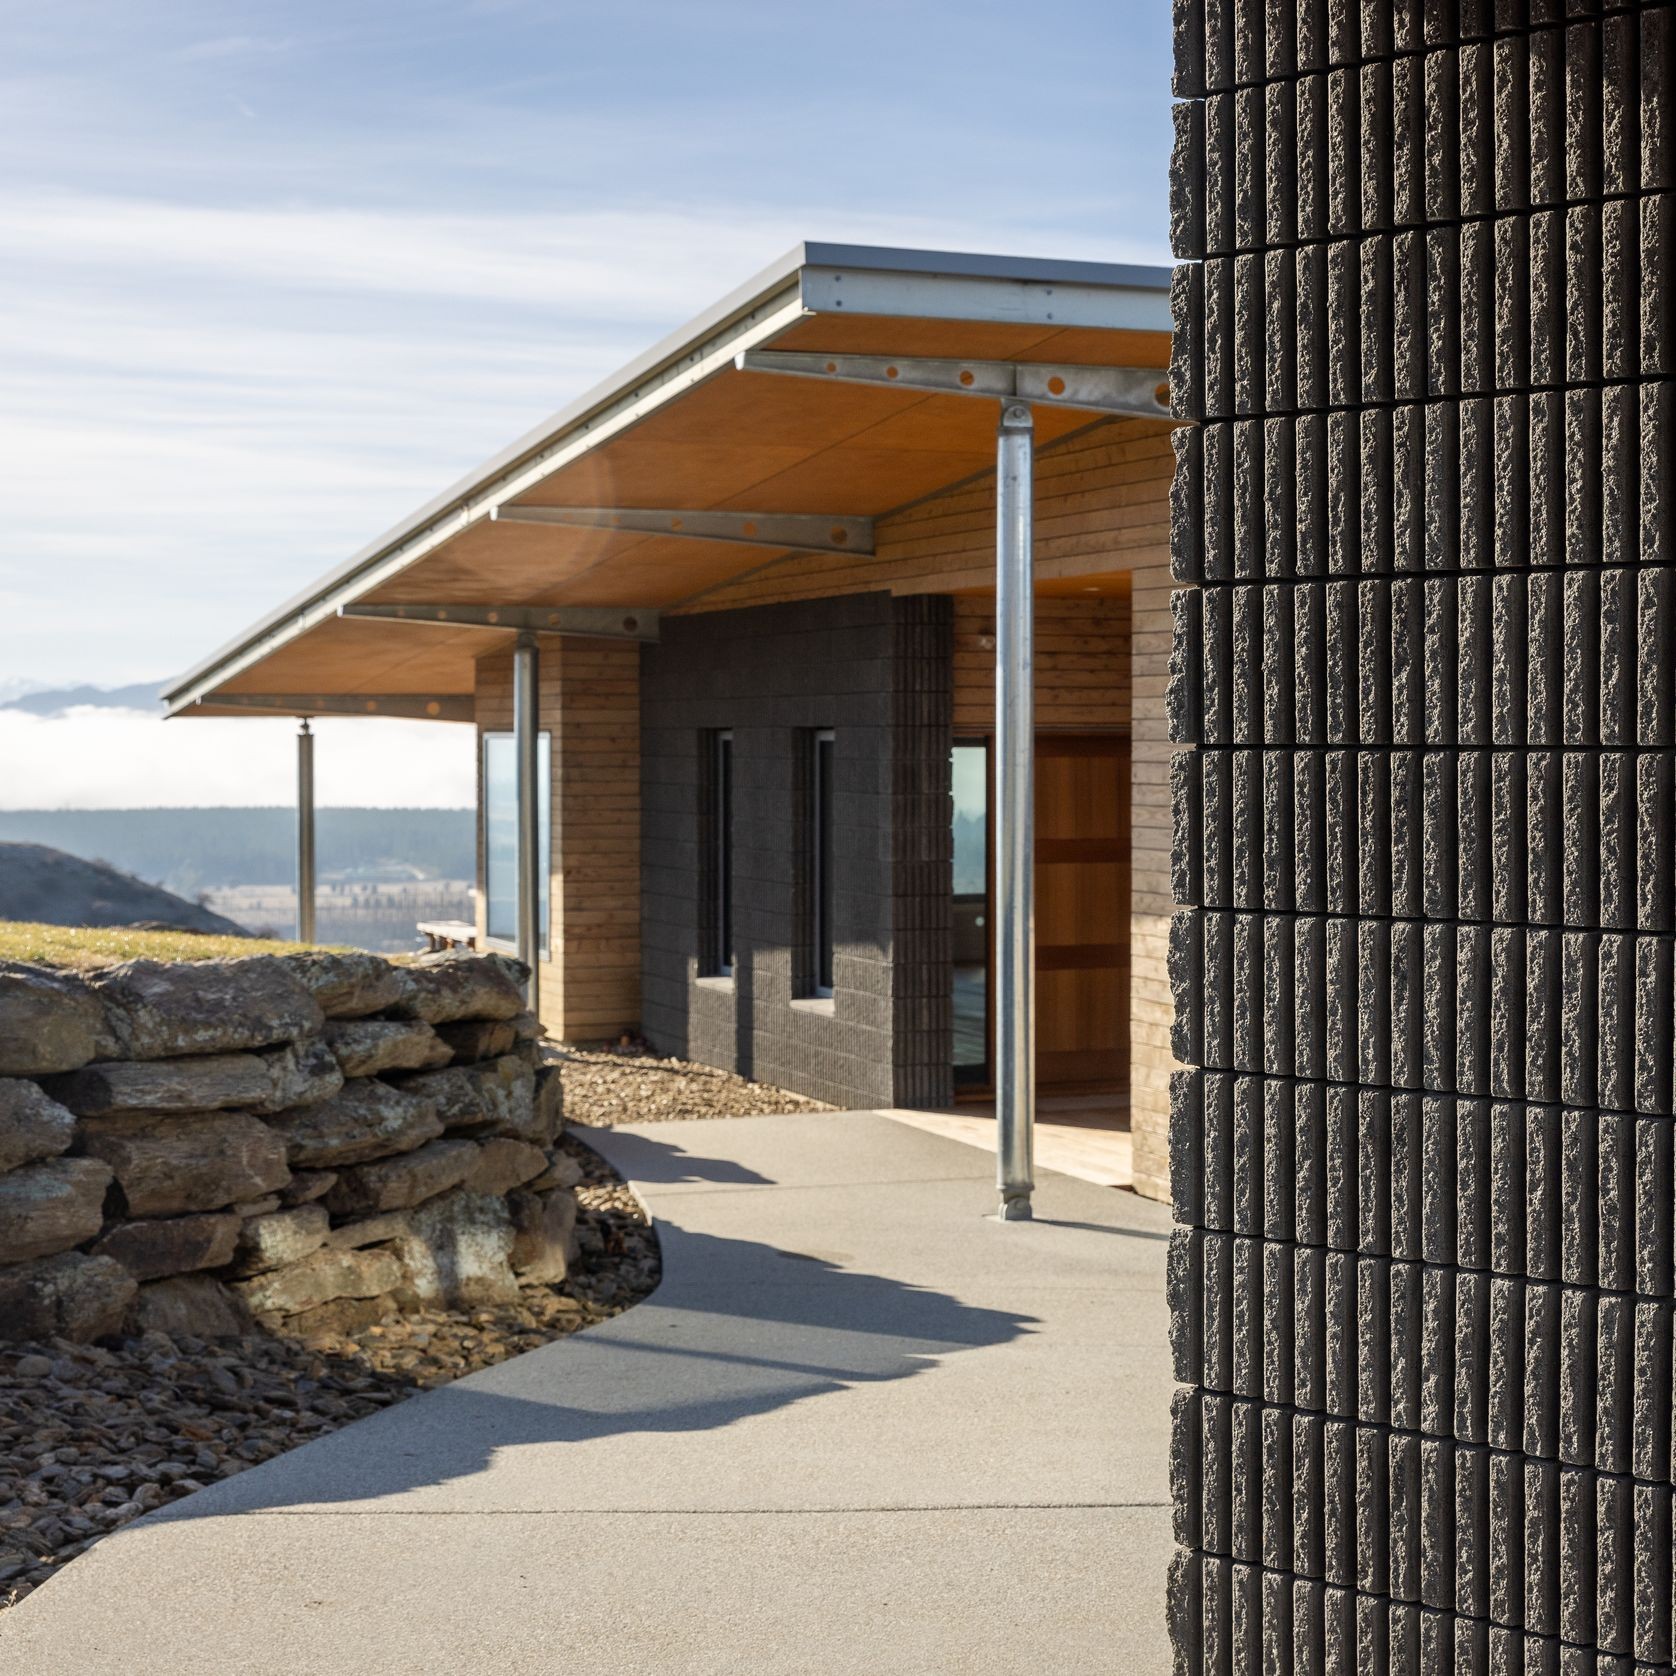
xmin=1165 ymin=4 xmax=1676 ymax=1672
xmin=640 ymin=592 xmax=952 ymax=1111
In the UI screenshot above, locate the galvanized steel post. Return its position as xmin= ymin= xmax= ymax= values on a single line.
xmin=994 ymin=402 xmax=1035 ymax=1220
xmin=295 ymin=719 xmax=316 ymax=945
xmin=513 ymin=632 xmax=541 ymax=1008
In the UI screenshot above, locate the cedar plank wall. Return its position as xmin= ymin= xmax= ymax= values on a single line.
xmin=474 ymin=637 xmax=641 ymax=1041
xmin=684 ymin=417 xmax=1179 ymax=1198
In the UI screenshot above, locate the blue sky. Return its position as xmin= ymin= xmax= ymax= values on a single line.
xmin=0 ymin=0 xmax=1172 ymax=805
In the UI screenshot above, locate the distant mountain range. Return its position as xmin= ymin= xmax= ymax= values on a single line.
xmin=0 ymin=680 xmax=162 ymax=715
xmin=0 ymin=808 xmax=474 ymax=896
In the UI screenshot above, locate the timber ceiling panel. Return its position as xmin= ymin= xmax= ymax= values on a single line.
xmin=190 ymin=301 xmax=1171 ymax=707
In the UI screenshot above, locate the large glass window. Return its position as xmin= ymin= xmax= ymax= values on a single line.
xmin=811 ymin=729 xmax=835 ymax=996
xmin=708 ymin=731 xmax=734 ymax=977
xmin=951 ymin=739 xmax=989 ymax=1084
xmin=483 ymin=732 xmax=550 ymax=954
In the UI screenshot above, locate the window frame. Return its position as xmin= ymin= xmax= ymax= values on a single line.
xmin=706 ymin=729 xmax=735 ymax=979
xmin=480 ymin=729 xmax=552 ymax=958
xmin=809 ymin=728 xmax=836 ymax=999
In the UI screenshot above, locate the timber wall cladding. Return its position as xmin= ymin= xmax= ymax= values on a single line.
xmin=475 ymin=640 xmax=641 ymax=1042
xmin=1166 ymin=5 xmax=1676 ymax=1676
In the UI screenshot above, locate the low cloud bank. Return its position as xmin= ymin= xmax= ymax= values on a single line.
xmin=0 ymin=706 xmax=475 ymax=810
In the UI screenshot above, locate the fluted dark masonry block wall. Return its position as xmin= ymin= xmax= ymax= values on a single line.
xmin=1165 ymin=2 xmax=1676 ymax=1672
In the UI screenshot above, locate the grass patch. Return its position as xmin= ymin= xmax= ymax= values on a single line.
xmin=0 ymin=920 xmax=346 ymax=971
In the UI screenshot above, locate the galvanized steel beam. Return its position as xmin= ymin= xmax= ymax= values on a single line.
xmin=338 ymin=603 xmax=659 ymax=641
xmin=735 ymin=349 xmax=1172 ymax=419
xmin=188 ymin=694 xmax=476 ymax=722
xmin=490 ymin=504 xmax=873 ymax=556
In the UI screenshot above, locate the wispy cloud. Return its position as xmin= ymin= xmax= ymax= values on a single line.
xmin=0 ymin=0 xmax=1167 ymax=811
xmin=176 ymin=35 xmax=295 ymax=64
xmin=0 ymin=188 xmax=1144 ymax=687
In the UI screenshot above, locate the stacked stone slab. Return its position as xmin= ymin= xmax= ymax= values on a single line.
xmin=0 ymin=949 xmax=577 ymax=1344
xmin=1166 ymin=2 xmax=1676 ymax=1671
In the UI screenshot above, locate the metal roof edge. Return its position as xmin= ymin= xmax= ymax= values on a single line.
xmin=162 ymin=241 xmax=1172 ymax=709
xmin=797 ymin=243 xmax=1172 ymax=291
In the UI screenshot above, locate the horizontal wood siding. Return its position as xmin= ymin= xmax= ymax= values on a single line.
xmin=950 ymin=590 xmax=1131 ymax=734
xmin=474 ymin=638 xmax=641 ymax=1043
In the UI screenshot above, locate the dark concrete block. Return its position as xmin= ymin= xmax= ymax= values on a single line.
xmin=1526 ymin=1281 xmax=1561 ymax=1461
xmin=1558 ymin=1284 xmax=1598 ymax=1467
xmin=1637 ymin=566 xmax=1674 ymax=748
xmin=1171 ymin=100 xmax=1207 ymax=261
xmin=1293 ymin=1410 xmax=1325 ymax=1576
xmin=1354 ymin=1423 xmax=1389 ymax=1598
xmin=1493 ymin=33 xmax=1531 ymax=214
xmin=1260 ymin=1402 xmax=1292 ymax=1570
xmin=1263 ymin=417 xmax=1297 ymax=577
xmin=1643 ymin=196 xmax=1675 ymax=379
xmin=1524 ymin=1456 xmax=1561 ymax=1637
xmin=1530 ymin=27 xmax=1566 ymax=208
xmin=1558 ymin=1462 xmax=1598 ymax=1649
xmin=1392 ymin=1260 xmax=1424 ymax=1432
xmin=1389 ymin=1430 xmax=1422 ymax=1602
xmin=1488 ymin=1276 xmax=1525 ymax=1453
xmin=1597 ymin=933 xmax=1636 ymax=1115
xmin=1324 ymin=1248 xmax=1357 ymax=1417
xmin=1488 ymin=1448 xmax=1524 ymax=1627
xmin=1295 ymin=916 xmax=1327 ymax=1079
xmin=1228 ymin=1396 xmax=1261 ymax=1555
xmin=1644 ymin=5 xmax=1674 ymax=193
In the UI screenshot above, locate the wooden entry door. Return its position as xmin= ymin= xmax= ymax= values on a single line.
xmin=1034 ymin=734 xmax=1130 ymax=1090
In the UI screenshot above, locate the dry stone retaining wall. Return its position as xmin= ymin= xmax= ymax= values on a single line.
xmin=1167 ymin=3 xmax=1675 ymax=1673
xmin=0 ymin=950 xmax=578 ymax=1344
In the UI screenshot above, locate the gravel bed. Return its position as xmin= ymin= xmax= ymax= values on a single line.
xmin=552 ymin=1044 xmax=834 ymax=1125
xmin=0 ymin=1134 xmax=657 ymax=1611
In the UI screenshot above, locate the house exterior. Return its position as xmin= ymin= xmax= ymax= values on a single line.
xmin=163 ymin=244 xmax=1181 ymax=1200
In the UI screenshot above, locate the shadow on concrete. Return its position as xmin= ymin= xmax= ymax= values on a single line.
xmin=1031 ymin=1218 xmax=1174 ymax=1243
xmin=139 ymin=1217 xmax=1035 ymax=1520
xmin=576 ymin=1125 xmax=777 ymax=1188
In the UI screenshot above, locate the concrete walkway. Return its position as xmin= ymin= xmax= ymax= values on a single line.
xmin=0 ymin=1111 xmax=1176 ymax=1675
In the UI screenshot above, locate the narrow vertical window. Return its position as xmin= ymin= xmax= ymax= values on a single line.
xmin=811 ymin=728 xmax=835 ymax=996
xmin=710 ymin=730 xmax=734 ymax=977
xmin=483 ymin=730 xmax=551 ymax=955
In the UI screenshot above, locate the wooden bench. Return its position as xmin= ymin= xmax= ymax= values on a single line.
xmin=416 ymin=919 xmax=477 ymax=952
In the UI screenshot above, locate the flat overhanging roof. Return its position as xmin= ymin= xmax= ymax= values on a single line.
xmin=164 ymin=242 xmax=1172 ymax=718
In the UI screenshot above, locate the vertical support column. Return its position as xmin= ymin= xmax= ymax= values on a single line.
xmin=295 ymin=719 xmax=316 ymax=945
xmin=512 ymin=631 xmax=541 ymax=1008
xmin=994 ymin=400 xmax=1035 ymax=1220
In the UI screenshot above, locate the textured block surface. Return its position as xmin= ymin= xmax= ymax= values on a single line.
xmin=1167 ymin=6 xmax=1676 ymax=1672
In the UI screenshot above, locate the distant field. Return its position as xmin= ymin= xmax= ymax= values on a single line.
xmin=205 ymin=879 xmax=475 ymax=953
xmin=0 ymin=920 xmax=328 ymax=970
